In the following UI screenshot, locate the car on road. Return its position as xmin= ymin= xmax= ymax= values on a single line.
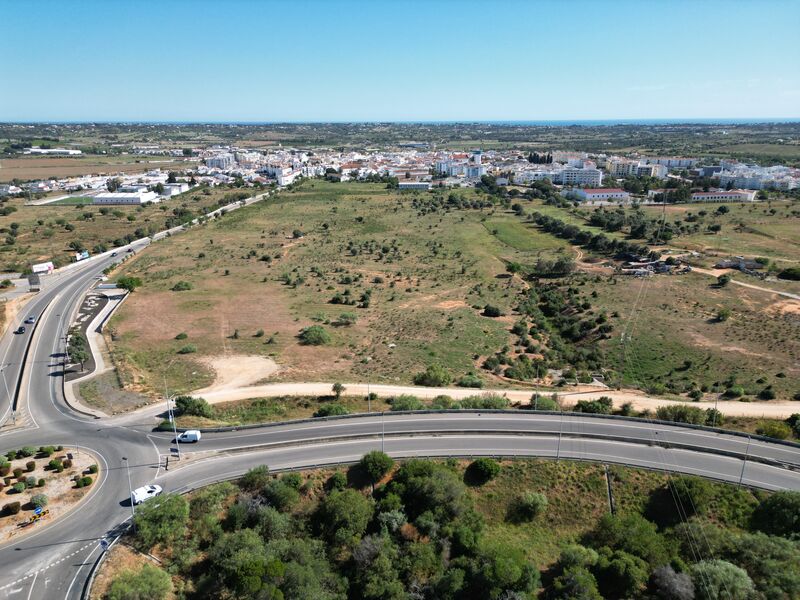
xmin=111 ymin=252 xmax=117 ymax=257
xmin=177 ymin=430 xmax=202 ymax=443
xmin=15 ymin=326 xmax=26 ymax=334
xmin=24 ymin=315 xmax=36 ymax=324
xmin=126 ymin=248 xmax=134 ymax=253
xmin=131 ymin=484 xmax=162 ymax=505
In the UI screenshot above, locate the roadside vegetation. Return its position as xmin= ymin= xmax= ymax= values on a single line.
xmin=97 ymin=456 xmax=800 ymax=599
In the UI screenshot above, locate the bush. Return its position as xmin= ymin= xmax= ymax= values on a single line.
xmin=18 ymin=446 xmax=35 ymax=458
xmin=360 ymin=451 xmax=394 ymax=484
xmin=482 ymin=304 xmax=504 ymax=317
xmin=281 ymin=472 xmax=303 ymax=490
xmin=751 ymin=491 xmax=800 ymax=537
xmin=12 ymin=468 xmax=23 ymax=479
xmin=12 ymin=482 xmax=25 ymax=493
xmin=467 ymin=457 xmax=501 ymax=484
xmin=413 ymin=364 xmax=451 ymax=387
xmin=456 ymin=373 xmax=484 ymax=388
xmin=389 ymin=394 xmax=424 ymax=411
xmin=261 ymin=479 xmax=300 ymax=512
xmin=88 ymin=464 xmax=98 ymax=474
xmin=530 ymin=394 xmax=559 ymax=411
xmin=573 ymin=396 xmax=613 ymax=414
xmin=171 ymin=280 xmax=193 ymax=291
xmin=314 ymin=403 xmax=349 ymax=417
xmin=298 ymin=325 xmax=331 ymax=346
xmin=76 ymin=476 xmax=93 ymax=487
xmin=326 ymin=471 xmax=347 ymax=492
xmin=177 ymin=344 xmax=197 ymax=354
xmin=30 ymin=494 xmax=48 ymax=508
xmin=37 ymin=478 xmax=45 ymax=487
xmin=656 ymin=404 xmax=707 ymax=425
xmin=512 ymin=491 xmax=548 ymax=521
xmin=175 ymin=395 xmax=212 ymax=418
xmin=48 ymin=458 xmax=62 ymax=470
xmin=3 ymin=502 xmax=21 ymax=515
xmin=756 ymin=420 xmax=792 ymax=440
xmin=38 ymin=446 xmax=55 ymax=457
xmin=174 ymin=332 xmax=188 ymax=340
xmin=62 ymin=458 xmax=72 ymax=469
xmin=689 ymin=559 xmax=754 ymax=600
xmin=107 ymin=563 xmax=172 ymax=600
xmin=240 ymin=465 xmax=270 ymax=492
xmin=25 ymin=461 xmax=35 ymax=472
xmin=25 ymin=476 xmax=36 ymax=488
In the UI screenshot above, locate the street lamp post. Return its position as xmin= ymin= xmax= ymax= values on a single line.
xmin=738 ymin=436 xmax=751 ymax=488
xmin=166 ymin=394 xmax=181 ymax=461
xmin=0 ymin=366 xmax=14 ymax=425
xmin=122 ymin=457 xmax=134 ymax=524
xmin=381 ymin=410 xmax=385 ymax=453
xmin=556 ymin=409 xmax=564 ymax=461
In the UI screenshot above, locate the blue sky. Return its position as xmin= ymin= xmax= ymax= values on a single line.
xmin=2 ymin=0 xmax=799 ymax=122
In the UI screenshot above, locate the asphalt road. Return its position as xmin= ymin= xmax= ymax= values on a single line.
xmin=0 ymin=206 xmax=797 ymax=598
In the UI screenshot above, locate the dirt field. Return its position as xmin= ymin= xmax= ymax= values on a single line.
xmin=0 ymin=156 xmax=193 ymax=182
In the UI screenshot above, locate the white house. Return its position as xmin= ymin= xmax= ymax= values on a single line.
xmin=92 ymin=190 xmax=159 ymax=205
xmin=564 ymin=188 xmax=630 ymax=202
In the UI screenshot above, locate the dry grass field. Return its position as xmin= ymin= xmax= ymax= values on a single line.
xmin=0 ymin=155 xmax=193 ymax=182
xmin=0 ymin=185 xmax=249 ymax=271
xmin=107 ymin=181 xmax=573 ymax=396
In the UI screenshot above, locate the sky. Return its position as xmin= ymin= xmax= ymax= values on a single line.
xmin=2 ymin=0 xmax=799 ymax=122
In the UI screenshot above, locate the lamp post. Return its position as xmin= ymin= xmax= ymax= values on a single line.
xmin=0 ymin=366 xmax=13 ymax=425
xmin=122 ymin=457 xmax=134 ymax=523
xmin=164 ymin=375 xmax=181 ymax=461
xmin=738 ymin=436 xmax=751 ymax=488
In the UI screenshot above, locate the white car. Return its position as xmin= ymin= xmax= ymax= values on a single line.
xmin=177 ymin=430 xmax=201 ymax=443
xmin=131 ymin=484 xmax=162 ymax=505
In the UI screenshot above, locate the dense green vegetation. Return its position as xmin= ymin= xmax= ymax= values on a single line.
xmin=107 ymin=456 xmax=800 ymax=599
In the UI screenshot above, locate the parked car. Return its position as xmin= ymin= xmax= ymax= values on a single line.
xmin=15 ymin=326 xmax=25 ymax=334
xmin=131 ymin=484 xmax=162 ymax=505
xmin=177 ymin=430 xmax=202 ymax=443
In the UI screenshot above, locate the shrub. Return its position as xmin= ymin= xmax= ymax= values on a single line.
xmin=467 ymin=457 xmax=501 ymax=484
xmin=281 ymin=472 xmax=303 ymax=490
xmin=756 ymin=421 xmax=792 ymax=440
xmin=314 ymin=403 xmax=349 ymax=417
xmin=18 ymin=446 xmax=35 ymax=458
xmin=482 ymin=304 xmax=504 ymax=317
xmin=107 ymin=563 xmax=172 ymax=600
xmin=716 ymin=308 xmax=731 ymax=322
xmin=171 ymin=280 xmax=193 ymax=291
xmin=25 ymin=461 xmax=35 ymax=472
xmin=88 ymin=464 xmax=98 ymax=474
xmin=3 ymin=502 xmax=21 ymax=515
xmin=174 ymin=332 xmax=188 ymax=340
xmin=261 ymin=479 xmax=300 ymax=512
xmin=12 ymin=468 xmax=23 ymax=479
xmin=175 ymin=395 xmax=212 ymax=418
xmin=37 ymin=478 xmax=45 ymax=487
xmin=360 ymin=451 xmax=394 ymax=484
xmin=390 ymin=394 xmax=424 ymax=411
xmin=48 ymin=458 xmax=62 ymax=470
xmin=240 ymin=465 xmax=270 ymax=492
xmin=529 ymin=394 xmax=559 ymax=411
xmin=177 ymin=344 xmax=197 ymax=354
xmin=254 ymin=329 xmax=264 ymax=337
xmin=326 ymin=471 xmax=347 ymax=492
xmin=5 ymin=451 xmax=16 ymax=461
xmin=298 ymin=325 xmax=331 ymax=346
xmin=62 ymin=459 xmax=72 ymax=469
xmin=30 ymin=494 xmax=48 ymax=508
xmin=12 ymin=482 xmax=25 ymax=493
xmin=689 ymin=559 xmax=754 ymax=600
xmin=38 ymin=446 xmax=55 ymax=457
xmin=76 ymin=476 xmax=93 ymax=487
xmin=751 ymin=490 xmax=800 ymax=537
xmin=457 ymin=373 xmax=484 ymax=388
xmin=512 ymin=491 xmax=548 ymax=521
xmin=413 ymin=364 xmax=451 ymax=387
xmin=573 ymin=396 xmax=613 ymax=414
xmin=25 ymin=476 xmax=36 ymax=488
xmin=656 ymin=404 xmax=707 ymax=425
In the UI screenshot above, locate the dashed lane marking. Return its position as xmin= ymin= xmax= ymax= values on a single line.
xmin=0 ymin=541 xmax=96 ymax=591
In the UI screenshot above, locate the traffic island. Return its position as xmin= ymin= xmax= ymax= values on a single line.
xmin=0 ymin=446 xmax=99 ymax=543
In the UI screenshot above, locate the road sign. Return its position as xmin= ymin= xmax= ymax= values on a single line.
xmin=100 ymin=538 xmax=109 ymax=552
xmin=34 ymin=507 xmax=42 ymax=516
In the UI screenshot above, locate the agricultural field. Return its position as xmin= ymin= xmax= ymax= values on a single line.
xmin=106 ymin=180 xmax=572 ymax=396
xmin=0 ymin=184 xmax=252 ymax=272
xmin=0 ymin=155 xmax=193 ymax=182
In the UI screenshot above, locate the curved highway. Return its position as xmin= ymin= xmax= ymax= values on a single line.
xmin=0 ymin=237 xmax=798 ymax=599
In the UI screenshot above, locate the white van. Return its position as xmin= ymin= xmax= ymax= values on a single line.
xmin=177 ymin=430 xmax=202 ymax=443
xmin=131 ymin=484 xmax=162 ymax=505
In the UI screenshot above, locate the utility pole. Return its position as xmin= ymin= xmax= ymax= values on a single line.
xmin=556 ymin=408 xmax=564 ymax=461
xmin=122 ymin=457 xmax=135 ymax=525
xmin=738 ymin=436 xmax=751 ymax=488
xmin=164 ymin=376 xmax=181 ymax=461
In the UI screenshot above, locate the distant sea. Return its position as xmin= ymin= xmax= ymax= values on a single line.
xmin=16 ymin=118 xmax=800 ymax=126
